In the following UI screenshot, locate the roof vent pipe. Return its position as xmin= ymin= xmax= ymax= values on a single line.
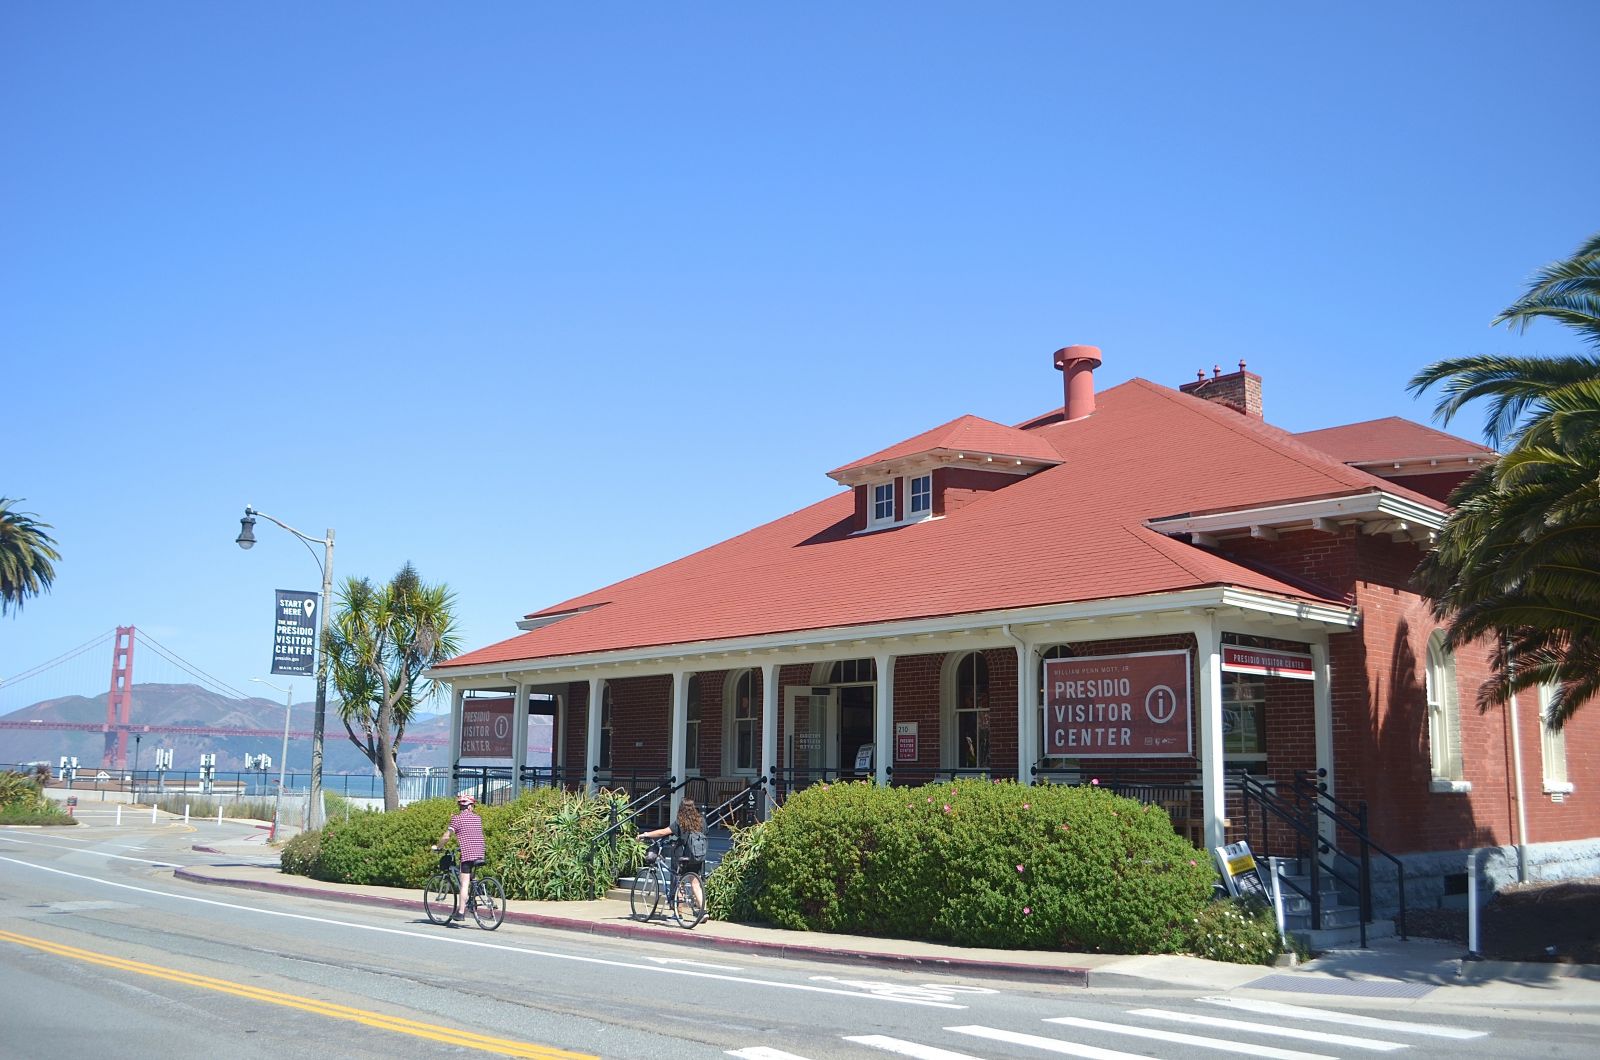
xmin=1053 ymin=345 xmax=1103 ymax=422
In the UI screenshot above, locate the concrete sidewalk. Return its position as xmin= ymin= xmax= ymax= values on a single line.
xmin=178 ymin=835 xmax=1600 ymax=1004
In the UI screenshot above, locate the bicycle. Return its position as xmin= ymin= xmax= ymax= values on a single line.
xmin=423 ymin=850 xmax=506 ymax=930
xmin=630 ymin=838 xmax=705 ymax=928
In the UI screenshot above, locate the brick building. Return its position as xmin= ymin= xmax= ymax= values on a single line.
xmin=433 ymin=347 xmax=1599 ymax=910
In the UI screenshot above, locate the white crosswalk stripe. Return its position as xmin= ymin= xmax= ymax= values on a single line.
xmin=944 ymin=1025 xmax=1173 ymax=1059
xmin=1127 ymin=1007 xmax=1408 ymax=1051
xmin=1034 ymin=1016 xmax=1338 ymax=1060
xmin=844 ymin=1034 xmax=990 ymax=1059
xmin=725 ymin=1048 xmax=816 ymax=1060
xmin=1197 ymin=995 xmax=1489 ymax=1038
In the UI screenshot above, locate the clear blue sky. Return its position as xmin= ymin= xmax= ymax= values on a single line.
xmin=4 ymin=3 xmax=1595 ymax=715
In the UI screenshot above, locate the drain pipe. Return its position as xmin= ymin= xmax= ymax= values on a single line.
xmin=1505 ymin=638 xmax=1530 ymax=882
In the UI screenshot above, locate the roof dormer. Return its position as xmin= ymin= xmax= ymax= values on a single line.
xmin=828 ymin=414 xmax=1063 ymax=533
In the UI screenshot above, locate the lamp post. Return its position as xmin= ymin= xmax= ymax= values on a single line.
xmin=132 ymin=732 xmax=142 ymax=803
xmin=252 ymin=677 xmax=293 ymax=840
xmin=237 ymin=505 xmax=334 ymax=829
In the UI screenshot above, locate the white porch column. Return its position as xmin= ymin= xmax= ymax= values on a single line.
xmin=555 ymin=691 xmax=568 ymax=788
xmin=585 ymin=676 xmax=603 ymax=794
xmin=510 ymin=681 xmax=528 ymax=796
xmin=1311 ymin=637 xmax=1336 ymax=847
xmin=448 ymin=684 xmax=465 ymax=794
xmin=873 ymin=652 xmax=894 ymax=786
xmin=759 ymin=661 xmax=778 ymax=818
xmin=670 ymin=670 xmax=690 ymax=818
xmin=1015 ymin=638 xmax=1036 ymax=784
xmin=1195 ymin=616 xmax=1227 ymax=850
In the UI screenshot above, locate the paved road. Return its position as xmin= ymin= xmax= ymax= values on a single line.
xmin=1 ymin=818 xmax=1593 ymax=1059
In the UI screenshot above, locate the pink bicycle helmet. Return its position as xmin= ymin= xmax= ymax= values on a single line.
xmin=456 ymin=793 xmax=475 ymax=806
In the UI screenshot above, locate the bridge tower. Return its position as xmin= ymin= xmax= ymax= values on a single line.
xmin=101 ymin=626 xmax=136 ymax=769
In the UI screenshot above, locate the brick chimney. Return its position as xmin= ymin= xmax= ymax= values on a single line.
xmin=1179 ymin=360 xmax=1263 ymax=418
xmin=1053 ymin=344 xmax=1103 ymax=422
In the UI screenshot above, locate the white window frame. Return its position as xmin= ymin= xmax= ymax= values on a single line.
xmin=871 ymin=480 xmax=896 ymax=525
xmin=909 ymin=473 xmax=932 ymax=518
xmin=685 ymin=675 xmax=701 ymax=775
xmin=1426 ymin=632 xmax=1469 ymax=792
xmin=1222 ymin=673 xmax=1268 ymax=763
xmin=1539 ymin=684 xmax=1572 ymax=794
xmin=723 ymin=669 xmax=758 ymax=776
xmin=599 ymin=682 xmax=614 ymax=770
xmin=942 ymin=650 xmax=991 ymax=770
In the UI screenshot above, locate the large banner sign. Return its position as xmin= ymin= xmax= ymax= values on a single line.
xmin=1043 ymin=650 xmax=1192 ymax=758
xmin=460 ymin=697 xmax=515 ymax=764
xmin=270 ymin=590 xmax=319 ymax=677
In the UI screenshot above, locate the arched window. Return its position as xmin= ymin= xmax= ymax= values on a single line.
xmin=829 ymin=658 xmax=876 ymax=684
xmin=727 ymin=669 xmax=757 ymax=774
xmin=1539 ymin=684 xmax=1569 ymax=791
xmin=1425 ymin=632 xmax=1464 ymax=783
xmin=1037 ymin=644 xmax=1073 ymax=765
xmin=954 ymin=652 xmax=990 ymax=769
xmin=685 ymin=675 xmax=701 ymax=774
xmin=599 ymin=683 xmax=614 ymax=770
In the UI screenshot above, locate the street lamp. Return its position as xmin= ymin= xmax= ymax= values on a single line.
xmin=237 ymin=504 xmax=334 ymax=829
xmin=132 ymin=732 xmax=142 ymax=802
xmin=252 ymin=677 xmax=293 ymax=840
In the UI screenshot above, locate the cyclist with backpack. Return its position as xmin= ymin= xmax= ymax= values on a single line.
xmin=640 ymin=797 xmax=708 ymax=912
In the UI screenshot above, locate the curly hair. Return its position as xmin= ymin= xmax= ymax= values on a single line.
xmin=677 ymin=798 xmax=706 ymax=834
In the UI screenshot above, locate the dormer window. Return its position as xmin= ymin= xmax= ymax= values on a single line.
xmin=909 ymin=474 xmax=931 ymax=517
xmin=872 ymin=482 xmax=895 ymax=523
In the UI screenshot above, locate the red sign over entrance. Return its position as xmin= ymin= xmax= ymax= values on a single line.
xmin=1221 ymin=644 xmax=1314 ymax=681
xmin=1043 ymin=650 xmax=1192 ymax=758
xmin=460 ymin=697 xmax=514 ymax=763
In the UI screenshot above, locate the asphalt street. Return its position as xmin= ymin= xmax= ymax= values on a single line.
xmin=1 ymin=814 xmax=1595 ymax=1059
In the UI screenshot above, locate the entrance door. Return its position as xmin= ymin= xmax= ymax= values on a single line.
xmin=838 ymin=685 xmax=874 ymax=777
xmin=784 ymin=687 xmax=834 ymax=788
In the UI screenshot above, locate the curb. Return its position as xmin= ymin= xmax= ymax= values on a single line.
xmin=172 ymin=867 xmax=1092 ymax=986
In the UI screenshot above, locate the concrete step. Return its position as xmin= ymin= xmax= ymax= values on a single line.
xmin=1292 ymin=918 xmax=1396 ymax=951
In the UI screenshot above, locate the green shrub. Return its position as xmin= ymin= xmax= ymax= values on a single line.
xmin=1186 ymin=895 xmax=1286 ymax=964
xmin=704 ymin=821 xmax=769 ymax=922
xmin=0 ymin=770 xmax=49 ymax=812
xmin=312 ymin=798 xmax=456 ymax=887
xmin=749 ymin=779 xmax=1217 ymax=953
xmin=497 ymin=788 xmax=641 ymax=901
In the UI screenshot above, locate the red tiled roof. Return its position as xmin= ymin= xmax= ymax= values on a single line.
xmin=441 ymin=379 xmax=1421 ymax=670
xmin=828 ymin=414 xmax=1063 ymax=477
xmin=1295 ymin=416 xmax=1494 ymax=464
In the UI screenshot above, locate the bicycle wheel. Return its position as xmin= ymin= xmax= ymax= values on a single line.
xmin=423 ymin=873 xmax=456 ymax=925
xmin=630 ymin=868 xmax=661 ymax=920
xmin=470 ymin=876 xmax=506 ymax=931
xmin=673 ymin=871 xmax=706 ymax=928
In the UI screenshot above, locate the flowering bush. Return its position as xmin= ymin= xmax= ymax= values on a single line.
xmin=749 ymin=779 xmax=1217 ymax=953
xmin=1186 ymin=895 xmax=1286 ymax=964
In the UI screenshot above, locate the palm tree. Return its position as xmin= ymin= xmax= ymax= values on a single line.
xmin=324 ymin=563 xmax=460 ymax=809
xmin=0 ymin=498 xmax=61 ymax=616
xmin=1409 ymin=232 xmax=1600 ymax=728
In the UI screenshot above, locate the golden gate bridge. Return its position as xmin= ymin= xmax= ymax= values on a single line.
xmin=0 ymin=625 xmax=447 ymax=769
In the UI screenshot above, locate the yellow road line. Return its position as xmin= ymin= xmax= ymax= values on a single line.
xmin=0 ymin=928 xmax=593 ymax=1060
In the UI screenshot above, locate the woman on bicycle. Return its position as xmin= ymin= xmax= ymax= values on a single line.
xmin=640 ymin=798 xmax=707 ymax=909
xmin=435 ymin=793 xmax=486 ymax=924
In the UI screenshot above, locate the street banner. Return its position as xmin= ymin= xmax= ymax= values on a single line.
xmin=460 ymin=697 xmax=515 ymax=764
xmin=271 ymin=590 xmax=319 ymax=676
xmin=1043 ymin=649 xmax=1192 ymax=757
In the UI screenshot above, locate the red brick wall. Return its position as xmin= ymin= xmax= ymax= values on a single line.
xmin=1386 ymin=470 xmax=1474 ymax=504
xmin=933 ymin=467 xmax=1018 ymax=516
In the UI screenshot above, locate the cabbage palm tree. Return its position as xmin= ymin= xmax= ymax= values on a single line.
xmin=1409 ymin=232 xmax=1600 ymax=728
xmin=324 ymin=563 xmax=460 ymax=809
xmin=0 ymin=498 xmax=61 ymax=616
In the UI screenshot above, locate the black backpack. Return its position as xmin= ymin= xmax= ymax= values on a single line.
xmin=683 ymin=829 xmax=708 ymax=860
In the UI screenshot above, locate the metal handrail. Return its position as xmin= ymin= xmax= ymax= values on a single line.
xmin=703 ymin=775 xmax=767 ymax=831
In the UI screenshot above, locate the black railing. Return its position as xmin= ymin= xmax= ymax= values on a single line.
xmin=704 ymin=775 xmax=768 ymax=830
xmin=1291 ymin=768 xmax=1408 ymax=942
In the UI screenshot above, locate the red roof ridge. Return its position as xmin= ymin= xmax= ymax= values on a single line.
xmin=828 ymin=413 xmax=1063 ymax=477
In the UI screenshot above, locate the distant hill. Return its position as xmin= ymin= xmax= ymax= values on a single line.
xmin=0 ymin=682 xmax=462 ymax=774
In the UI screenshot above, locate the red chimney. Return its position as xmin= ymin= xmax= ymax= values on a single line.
xmin=1053 ymin=345 xmax=1103 ymax=422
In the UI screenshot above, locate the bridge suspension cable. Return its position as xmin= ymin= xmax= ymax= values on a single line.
xmin=0 ymin=628 xmax=116 ymax=690
xmin=134 ymin=630 xmax=252 ymax=701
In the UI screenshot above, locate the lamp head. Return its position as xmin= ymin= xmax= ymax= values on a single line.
xmin=236 ymin=511 xmax=257 ymax=550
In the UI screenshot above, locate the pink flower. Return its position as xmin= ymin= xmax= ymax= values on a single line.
xmin=1023 ymin=907 xmax=1032 ymax=915
xmin=1060 ymin=823 xmax=1070 ymax=831
xmin=1090 ymin=778 xmax=1100 ymax=786
xmin=1188 ymin=859 xmax=1197 ymax=866
xmin=1016 ymin=864 xmax=1025 ymax=873
xmin=1022 ymin=803 xmax=1031 ymax=810
xmin=942 ymin=804 xmax=952 ymax=813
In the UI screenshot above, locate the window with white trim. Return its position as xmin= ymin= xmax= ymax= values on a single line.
xmin=1425 ymin=632 xmax=1465 ymax=785
xmin=1222 ymin=673 xmax=1267 ymax=760
xmin=685 ymin=675 xmax=701 ymax=774
xmin=1539 ymin=684 xmax=1570 ymax=791
xmin=599 ymin=683 xmax=614 ymax=770
xmin=954 ymin=652 xmax=990 ymax=769
xmin=909 ymin=474 xmax=932 ymax=517
xmin=872 ymin=482 xmax=895 ymax=523
xmin=729 ymin=669 xmax=757 ymax=773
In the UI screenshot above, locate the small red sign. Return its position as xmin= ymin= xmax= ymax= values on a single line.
xmin=1044 ymin=650 xmax=1192 ymax=758
xmin=1221 ymin=645 xmax=1314 ymax=681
